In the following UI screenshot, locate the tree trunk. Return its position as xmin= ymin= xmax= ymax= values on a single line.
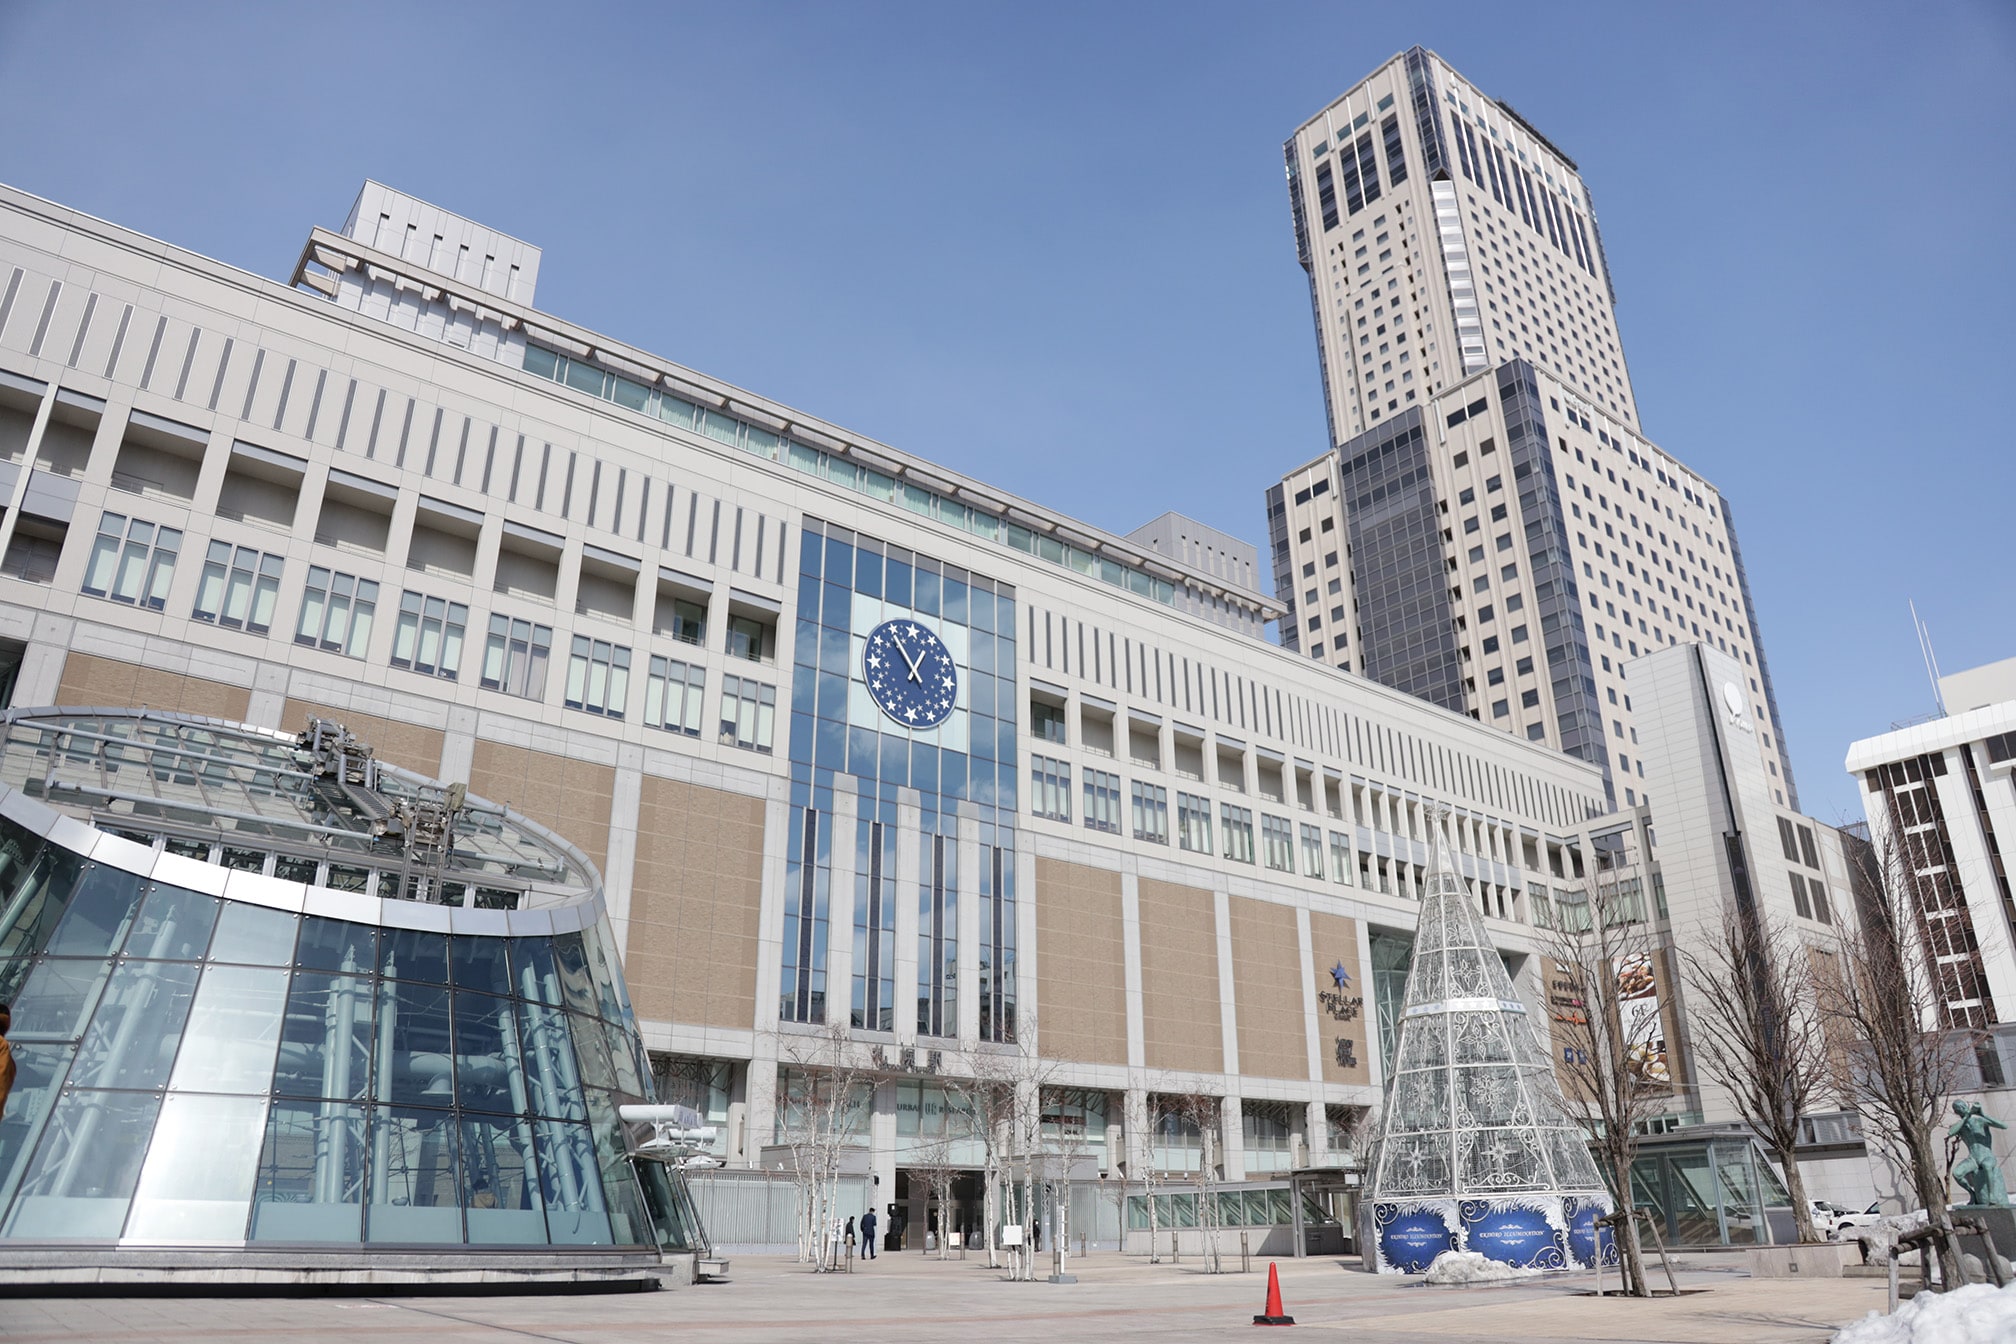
xmin=1778 ymin=1145 xmax=1818 ymax=1245
xmin=1613 ymin=1153 xmax=1649 ymax=1296
xmin=1906 ymin=1126 xmax=1966 ymax=1288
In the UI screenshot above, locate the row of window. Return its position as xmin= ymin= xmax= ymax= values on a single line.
xmin=80 ymin=511 xmax=775 ymax=752
xmin=1028 ymin=754 xmax=1367 ymax=885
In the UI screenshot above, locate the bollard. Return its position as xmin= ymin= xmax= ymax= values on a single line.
xmin=1172 ymin=1230 xmax=1181 ymax=1264
xmin=1242 ymin=1231 xmax=1252 ymax=1275
xmin=1080 ymin=1232 xmax=1087 ymax=1259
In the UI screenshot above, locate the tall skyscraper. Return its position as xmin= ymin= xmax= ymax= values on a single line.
xmin=1267 ymin=48 xmax=1796 ymax=810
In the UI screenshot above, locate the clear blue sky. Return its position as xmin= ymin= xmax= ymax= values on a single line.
xmin=2 ymin=1 xmax=2010 ymax=824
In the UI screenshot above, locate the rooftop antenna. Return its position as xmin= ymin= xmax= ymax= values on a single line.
xmin=1910 ymin=600 xmax=1947 ymax=717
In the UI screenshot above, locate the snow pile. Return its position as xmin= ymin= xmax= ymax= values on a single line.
xmin=1423 ymin=1250 xmax=1544 ymax=1285
xmin=1853 ymin=1214 xmax=1932 ymax=1266
xmin=1833 ymin=1280 xmax=2016 ymax=1344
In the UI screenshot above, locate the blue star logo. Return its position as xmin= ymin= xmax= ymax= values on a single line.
xmin=1330 ymin=961 xmax=1351 ymax=990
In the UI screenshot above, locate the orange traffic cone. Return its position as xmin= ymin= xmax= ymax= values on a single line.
xmin=1253 ymin=1261 xmax=1295 ymax=1326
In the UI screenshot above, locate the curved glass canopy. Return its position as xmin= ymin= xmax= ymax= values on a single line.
xmin=0 ymin=709 xmax=664 ymax=1253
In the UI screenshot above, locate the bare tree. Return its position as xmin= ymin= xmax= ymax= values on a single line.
xmin=1541 ymin=879 xmax=1666 ymax=1297
xmin=945 ymin=1023 xmax=1058 ymax=1278
xmin=1127 ymin=1089 xmax=1167 ymax=1263
xmin=774 ymin=1025 xmax=875 ymax=1269
xmin=908 ymin=1132 xmax=962 ymax=1259
xmin=1682 ymin=904 xmax=1832 ymax=1244
xmin=945 ymin=1058 xmax=1017 ymax=1270
xmin=1161 ymin=1087 xmax=1230 ymax=1273
xmin=1819 ymin=833 xmax=1976 ymax=1287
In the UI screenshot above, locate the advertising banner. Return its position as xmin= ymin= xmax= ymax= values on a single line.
xmin=1615 ymin=952 xmax=1670 ymax=1085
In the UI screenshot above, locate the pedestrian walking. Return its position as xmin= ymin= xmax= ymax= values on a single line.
xmin=860 ymin=1207 xmax=878 ymax=1259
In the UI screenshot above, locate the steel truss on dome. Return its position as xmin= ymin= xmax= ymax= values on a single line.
xmin=1364 ymin=821 xmax=1616 ymax=1274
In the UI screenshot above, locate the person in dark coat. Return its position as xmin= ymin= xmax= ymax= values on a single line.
xmin=859 ymin=1207 xmax=878 ymax=1259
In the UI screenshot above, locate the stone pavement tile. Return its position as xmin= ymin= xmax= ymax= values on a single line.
xmin=0 ymin=1257 xmax=1889 ymax=1344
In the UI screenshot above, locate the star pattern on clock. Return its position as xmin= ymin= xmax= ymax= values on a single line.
xmin=862 ymin=618 xmax=958 ymax=730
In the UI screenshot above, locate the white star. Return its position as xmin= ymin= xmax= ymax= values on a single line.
xmin=904 ymin=706 xmax=918 ymax=721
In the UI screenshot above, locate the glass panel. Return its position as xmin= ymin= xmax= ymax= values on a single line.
xmin=366 ymin=1107 xmax=463 ymax=1244
xmin=453 ymin=991 xmax=529 ymax=1115
xmin=568 ymin=1011 xmax=616 ymax=1093
xmin=0 ymin=1041 xmax=73 ymax=1211
xmin=552 ymin=932 xmax=597 ymax=1016
xmin=8 ymin=958 xmax=113 ymax=1043
xmin=377 ymin=980 xmax=453 ymax=1106
xmin=3 ymin=1089 xmax=161 ymax=1238
xmin=128 ymin=883 xmax=219 ymax=960
xmin=513 ymin=937 xmax=562 ymax=1005
xmin=518 ymin=1000 xmax=586 ymax=1121
xmin=44 ymin=861 xmax=145 ymax=958
xmin=449 ymin=936 xmax=511 ymax=996
xmin=271 ymin=973 xmax=373 ymax=1101
xmin=534 ymin=1117 xmax=611 ymax=1244
xmin=631 ymin=1157 xmax=701 ymax=1251
xmin=380 ymin=928 xmax=449 ymax=984
xmin=169 ymin=964 xmax=290 ymax=1093
xmin=579 ymin=920 xmax=627 ymax=1021
xmin=124 ymin=1092 xmax=269 ymax=1240
xmin=249 ymin=1101 xmax=366 ymax=1242
xmin=602 ymin=1018 xmax=645 ymax=1096
xmin=584 ymin=1088 xmax=651 ymax=1245
xmin=461 ymin=1113 xmax=547 ymax=1244
xmin=208 ymin=902 xmax=300 ymax=965
xmin=68 ymin=959 xmax=200 ymax=1090
xmin=294 ymin=914 xmax=376 ymax=974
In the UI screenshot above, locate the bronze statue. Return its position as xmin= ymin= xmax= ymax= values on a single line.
xmin=1948 ymin=1101 xmax=2010 ymax=1207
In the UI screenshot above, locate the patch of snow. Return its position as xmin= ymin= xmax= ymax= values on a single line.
xmin=1423 ymin=1250 xmax=1545 ymax=1285
xmin=1853 ymin=1214 xmax=1933 ymax=1266
xmin=1832 ymin=1280 xmax=2016 ymax=1344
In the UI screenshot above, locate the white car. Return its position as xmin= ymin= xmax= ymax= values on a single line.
xmin=1830 ymin=1203 xmax=1903 ymax=1239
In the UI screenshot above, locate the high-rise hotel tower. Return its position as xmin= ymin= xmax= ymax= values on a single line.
xmin=1267 ymin=48 xmax=1796 ymax=810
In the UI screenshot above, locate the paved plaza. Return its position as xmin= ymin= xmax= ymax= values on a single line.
xmin=1 ymin=1251 xmax=1890 ymax=1343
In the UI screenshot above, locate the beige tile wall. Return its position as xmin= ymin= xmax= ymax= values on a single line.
xmin=1137 ymin=877 xmax=1223 ymax=1075
xmin=56 ymin=651 xmax=250 ymax=722
xmin=1229 ymin=896 xmax=1309 ymax=1082
xmin=1033 ymin=857 xmax=1128 ymax=1066
xmin=623 ymin=775 xmax=765 ymax=1030
xmin=1308 ymin=910 xmax=1371 ymax=1086
xmin=467 ymin=739 xmax=615 ymax=876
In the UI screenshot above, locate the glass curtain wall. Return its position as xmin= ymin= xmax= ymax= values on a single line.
xmin=782 ymin=520 xmax=1019 ymax=1042
xmin=0 ymin=815 xmax=655 ymax=1248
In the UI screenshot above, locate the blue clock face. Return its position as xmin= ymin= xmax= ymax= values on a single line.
xmin=863 ymin=618 xmax=958 ymax=729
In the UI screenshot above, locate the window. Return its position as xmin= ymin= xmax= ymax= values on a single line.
xmin=1521 ymin=689 xmax=1540 ymax=708
xmin=1261 ymin=814 xmax=1294 ymax=871
xmin=1177 ymin=792 xmax=1213 ymax=853
xmin=1222 ymin=805 xmax=1256 ymax=864
xmin=718 ymin=674 xmax=776 ymax=752
xmin=1031 ymin=755 xmax=1071 ymax=822
xmin=1031 ymin=700 xmax=1067 ymax=744
xmin=193 ymin=542 xmax=282 ymax=633
xmin=643 ymin=656 xmax=705 ymax=736
xmin=1776 ymin=817 xmax=1800 ymax=863
xmin=665 ymin=598 xmax=706 ymax=645
xmin=480 ymin=614 xmax=552 ymax=698
xmin=1788 ymin=871 xmax=1812 ymax=920
xmin=296 ymin=567 xmax=378 ymax=657
xmin=1083 ymin=769 xmax=1121 ymax=834
xmin=1301 ymin=823 xmax=1325 ymax=877
xmin=1132 ymin=781 xmax=1169 ymax=844
xmin=1329 ymin=831 xmax=1352 ymax=883
xmin=725 ymin=613 xmax=775 ymax=664
xmin=82 ymin=512 xmax=180 ymax=609
xmin=564 ymin=635 xmax=631 ymax=717
xmin=391 ymin=591 xmax=468 ymax=679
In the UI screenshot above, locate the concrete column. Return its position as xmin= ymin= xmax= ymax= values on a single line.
xmin=1212 ymin=889 xmax=1239 ymax=1079
xmin=956 ymin=813 xmax=981 ymax=1047
xmin=1304 ymin=1099 xmax=1328 ymax=1160
xmin=871 ymin=1077 xmax=899 ymax=1234
xmin=1296 ymin=906 xmax=1322 ymax=1084
xmin=826 ymin=787 xmax=860 ymax=1028
xmin=744 ymin=1053 xmax=778 ymax=1170
xmin=1219 ymin=1094 xmax=1245 ymax=1183
xmin=893 ymin=790 xmax=922 ymax=1044
xmin=601 ymin=746 xmax=644 ymax=948
xmin=1124 ymin=1087 xmax=1151 ymax=1177
xmin=1120 ymin=872 xmax=1145 ymax=1070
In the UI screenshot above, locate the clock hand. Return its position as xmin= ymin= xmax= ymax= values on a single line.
xmin=893 ymin=634 xmax=924 ymax=683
